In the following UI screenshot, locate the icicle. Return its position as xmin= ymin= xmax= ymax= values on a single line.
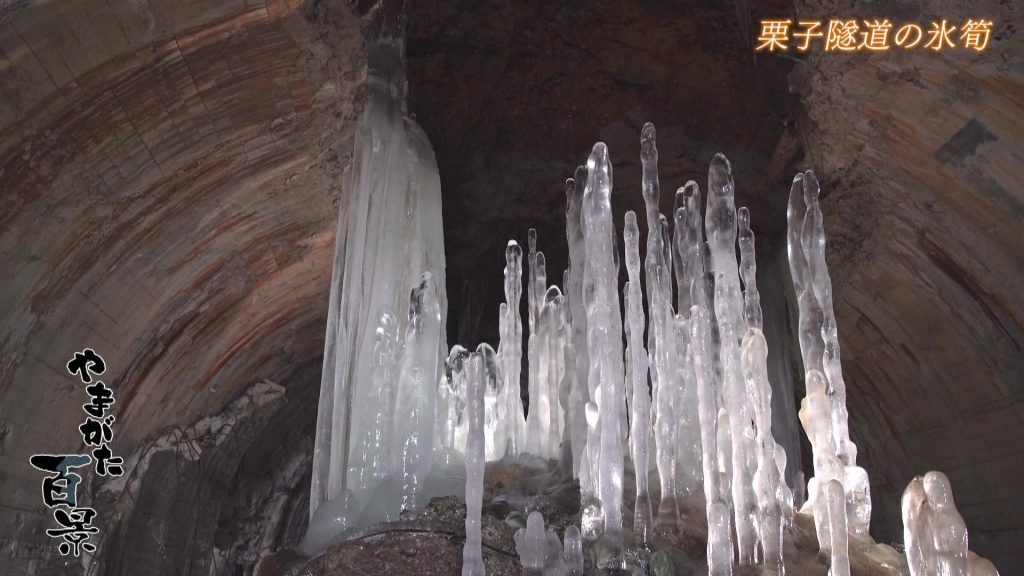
xmin=516 ymin=511 xmax=547 ymax=575
xmin=462 ymin=348 xmax=488 ymax=576
xmin=624 ymin=211 xmax=653 ymax=544
xmin=737 ymin=207 xmax=790 ymax=572
xmin=707 ymin=153 xmax=757 ymax=563
xmin=582 ymin=142 xmax=626 ymax=564
xmin=563 ymin=525 xmax=584 ymax=575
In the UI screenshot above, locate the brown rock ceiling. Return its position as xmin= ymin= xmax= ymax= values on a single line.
xmin=0 ymin=0 xmax=1020 ymax=573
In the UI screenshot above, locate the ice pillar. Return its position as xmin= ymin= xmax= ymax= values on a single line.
xmin=308 ymin=35 xmax=447 ymax=539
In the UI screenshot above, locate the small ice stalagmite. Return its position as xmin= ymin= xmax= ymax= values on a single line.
xmin=902 ymin=472 xmax=1000 ymax=576
xmin=449 ymin=346 xmax=471 ymax=455
xmin=902 ymin=477 xmax=932 ymax=576
xmin=823 ymin=479 xmax=851 ymax=576
xmin=924 ymin=471 xmax=968 ymax=576
xmin=624 ymin=211 xmax=653 ymax=544
xmin=392 ymin=272 xmax=444 ymax=514
xmin=515 ymin=511 xmax=547 ymax=575
xmin=737 ymin=207 xmax=790 ymax=572
xmin=462 ymin=348 xmax=489 ymax=576
xmin=581 ymin=142 xmax=627 ymax=560
xmin=539 ymin=287 xmax=567 ymax=459
xmin=544 ymin=532 xmax=568 ymax=576
xmin=706 ymin=153 xmax=757 ymax=563
xmin=563 ymin=525 xmax=584 ymax=576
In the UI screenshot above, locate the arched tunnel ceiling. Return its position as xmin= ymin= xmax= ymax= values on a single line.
xmin=0 ymin=0 xmax=1021 ymax=573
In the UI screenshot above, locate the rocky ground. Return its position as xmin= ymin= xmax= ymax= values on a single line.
xmin=254 ymin=459 xmax=908 ymax=576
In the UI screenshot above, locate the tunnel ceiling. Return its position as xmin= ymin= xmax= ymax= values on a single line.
xmin=0 ymin=0 xmax=1021 ymax=573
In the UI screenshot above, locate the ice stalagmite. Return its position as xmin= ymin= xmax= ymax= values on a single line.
xmin=538 ymin=287 xmax=566 ymax=459
xmin=462 ymin=348 xmax=488 ymax=576
xmin=788 ymin=171 xmax=870 ymax=548
xmin=737 ymin=207 xmax=791 ymax=572
xmin=902 ymin=471 xmax=995 ymax=576
xmin=823 ymin=479 xmax=850 ymax=576
xmin=706 ymin=154 xmax=757 ymax=563
xmin=393 ymin=273 xmax=444 ymax=514
xmin=689 ymin=213 xmax=734 ymax=576
xmin=902 ymin=477 xmax=931 ymax=576
xmin=449 ymin=346 xmax=471 ymax=455
xmin=624 ymin=211 xmax=653 ymax=544
xmin=924 ymin=472 xmax=968 ymax=576
xmin=674 ymin=184 xmax=705 ymax=499
xmin=582 ymin=143 xmax=626 ymax=561
xmin=499 ymin=241 xmax=526 ymax=457
xmin=565 ymin=173 xmax=590 ymax=480
xmin=545 ymin=532 xmax=568 ymax=576
xmin=516 ymin=511 xmax=547 ymax=575
xmin=309 ymin=35 xmax=447 ymax=545
xmin=563 ymin=525 xmax=584 ymax=575
xmin=639 ymin=124 xmax=678 ymax=528
xmin=802 ymin=172 xmax=871 ymax=538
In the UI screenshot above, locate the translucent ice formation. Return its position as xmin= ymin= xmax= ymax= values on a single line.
xmin=309 ymin=111 xmax=922 ymax=576
xmin=582 ymin=143 xmax=627 ymax=562
xmin=707 ymin=154 xmax=758 ymax=563
xmin=787 ymin=171 xmax=871 ymax=541
xmin=563 ymin=525 xmax=584 ymax=575
xmin=498 ymin=242 xmax=527 ymax=457
xmin=901 ymin=471 xmax=998 ymax=576
xmin=516 ymin=511 xmax=547 ymax=574
xmin=462 ymin=347 xmax=490 ymax=576
xmin=624 ymin=211 xmax=653 ymax=543
xmin=738 ymin=207 xmax=792 ymax=571
xmin=308 ymin=35 xmax=448 ymax=546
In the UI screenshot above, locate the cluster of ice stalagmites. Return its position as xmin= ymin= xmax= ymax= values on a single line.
xmin=902 ymin=472 xmax=1000 ymax=576
xmin=307 ymin=82 xmax=1003 ymax=573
